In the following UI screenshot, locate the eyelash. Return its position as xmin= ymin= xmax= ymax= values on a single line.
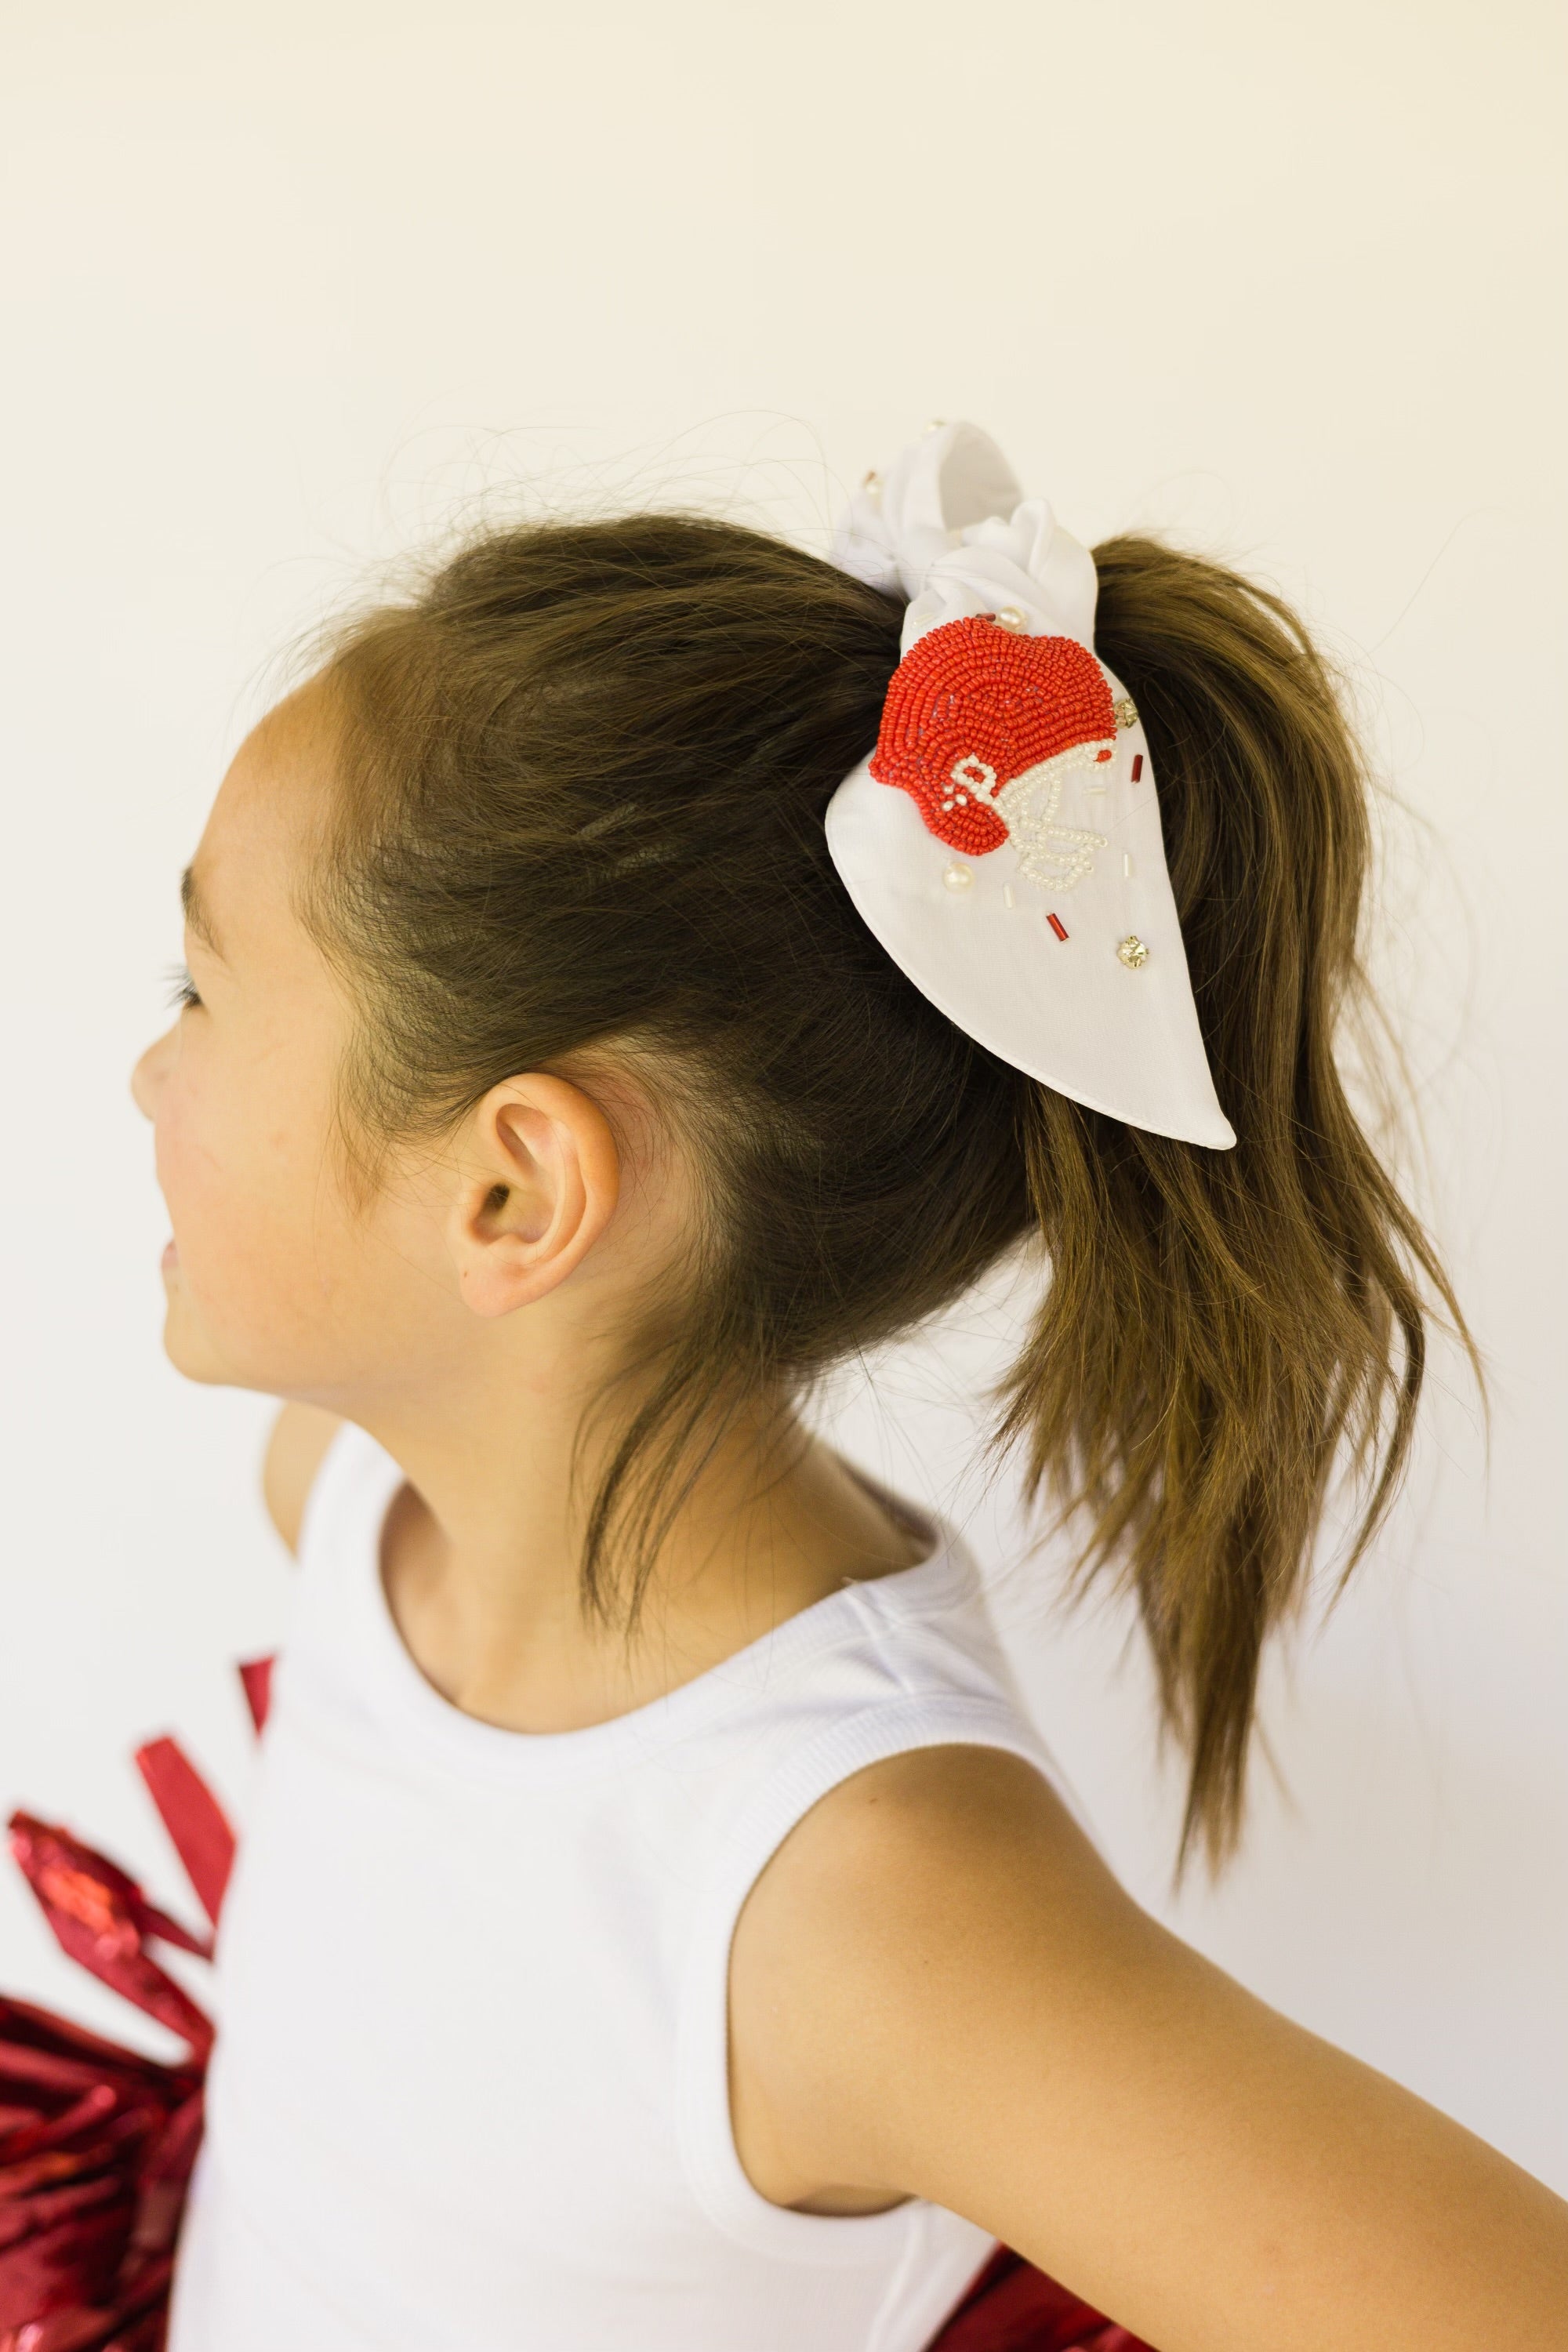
xmin=165 ymin=964 xmax=202 ymax=1011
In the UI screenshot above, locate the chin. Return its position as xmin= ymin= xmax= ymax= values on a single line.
xmin=160 ymin=1280 xmax=358 ymax=1402
xmin=159 ymin=1277 xmax=277 ymax=1394
xmin=160 ymin=1301 xmax=241 ymax=1388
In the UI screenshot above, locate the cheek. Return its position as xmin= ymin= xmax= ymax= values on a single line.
xmin=154 ymin=1040 xmax=367 ymax=1386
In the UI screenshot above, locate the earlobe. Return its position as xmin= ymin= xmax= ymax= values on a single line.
xmin=447 ymin=1075 xmax=620 ymax=1319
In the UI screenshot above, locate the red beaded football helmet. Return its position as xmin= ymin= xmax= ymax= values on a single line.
xmin=868 ymin=615 xmax=1117 ymax=887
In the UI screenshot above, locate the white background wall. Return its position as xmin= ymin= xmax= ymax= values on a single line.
xmin=2 ymin=0 xmax=1564 ymax=2195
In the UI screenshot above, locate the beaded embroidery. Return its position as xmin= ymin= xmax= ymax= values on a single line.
xmin=869 ymin=616 xmax=1114 ymax=890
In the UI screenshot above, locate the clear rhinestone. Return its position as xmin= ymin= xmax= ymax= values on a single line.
xmin=1116 ymin=934 xmax=1150 ymax=968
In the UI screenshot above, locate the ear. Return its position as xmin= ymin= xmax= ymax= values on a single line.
xmin=445 ymin=1075 xmax=621 ymax=1319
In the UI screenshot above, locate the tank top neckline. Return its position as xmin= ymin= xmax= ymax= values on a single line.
xmin=305 ymin=1422 xmax=979 ymax=1788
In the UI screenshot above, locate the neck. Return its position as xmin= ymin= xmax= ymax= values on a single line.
xmin=345 ymin=1346 xmax=930 ymax=1736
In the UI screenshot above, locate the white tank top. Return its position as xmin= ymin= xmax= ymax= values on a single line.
xmin=169 ymin=1423 xmax=1068 ymax=2352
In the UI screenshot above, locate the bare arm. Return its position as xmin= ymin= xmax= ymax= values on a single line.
xmin=260 ymin=1401 xmax=343 ymax=1555
xmin=730 ymin=1744 xmax=1568 ymax=2352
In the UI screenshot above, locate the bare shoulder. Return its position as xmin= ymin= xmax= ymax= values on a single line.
xmin=735 ymin=1740 xmax=1131 ymax=1976
xmin=261 ymin=1403 xmax=345 ymax=1555
xmin=728 ymin=1741 xmax=1148 ymax=2212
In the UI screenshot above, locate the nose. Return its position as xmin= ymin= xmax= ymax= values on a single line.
xmin=131 ymin=1025 xmax=175 ymax=1122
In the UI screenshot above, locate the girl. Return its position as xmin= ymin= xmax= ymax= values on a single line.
xmin=132 ymin=424 xmax=1568 ymax=2350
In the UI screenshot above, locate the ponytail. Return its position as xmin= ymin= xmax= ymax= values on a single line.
xmin=999 ymin=535 xmax=1473 ymax=1867
xmin=314 ymin=511 xmax=1468 ymax=1867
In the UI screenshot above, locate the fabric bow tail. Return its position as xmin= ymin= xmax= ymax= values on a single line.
xmin=0 ymin=1662 xmax=271 ymax=2352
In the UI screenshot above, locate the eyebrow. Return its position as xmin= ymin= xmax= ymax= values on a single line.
xmin=180 ymin=864 xmax=225 ymax=960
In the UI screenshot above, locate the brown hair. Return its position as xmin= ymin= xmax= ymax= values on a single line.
xmin=307 ymin=510 xmax=1468 ymax=1865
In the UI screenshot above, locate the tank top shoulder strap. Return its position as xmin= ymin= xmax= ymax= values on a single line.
xmin=295 ymin=1420 xmax=405 ymax=1588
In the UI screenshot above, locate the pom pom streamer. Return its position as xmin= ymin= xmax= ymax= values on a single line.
xmin=0 ymin=1664 xmax=270 ymax=2350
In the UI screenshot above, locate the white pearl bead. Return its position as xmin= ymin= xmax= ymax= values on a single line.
xmin=992 ymin=606 xmax=1029 ymax=633
xmin=944 ymin=864 xmax=975 ymax=891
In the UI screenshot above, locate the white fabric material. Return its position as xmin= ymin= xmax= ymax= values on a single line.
xmin=826 ymin=423 xmax=1236 ymax=1149
xmin=169 ymin=1423 xmax=1073 ymax=2352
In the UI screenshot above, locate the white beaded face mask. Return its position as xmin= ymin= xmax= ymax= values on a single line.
xmin=826 ymin=423 xmax=1236 ymax=1149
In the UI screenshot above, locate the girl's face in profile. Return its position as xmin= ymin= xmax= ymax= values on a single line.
xmin=132 ymin=688 xmax=456 ymax=1405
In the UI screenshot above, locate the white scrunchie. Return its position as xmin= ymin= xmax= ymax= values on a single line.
xmin=834 ymin=422 xmax=1098 ymax=654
